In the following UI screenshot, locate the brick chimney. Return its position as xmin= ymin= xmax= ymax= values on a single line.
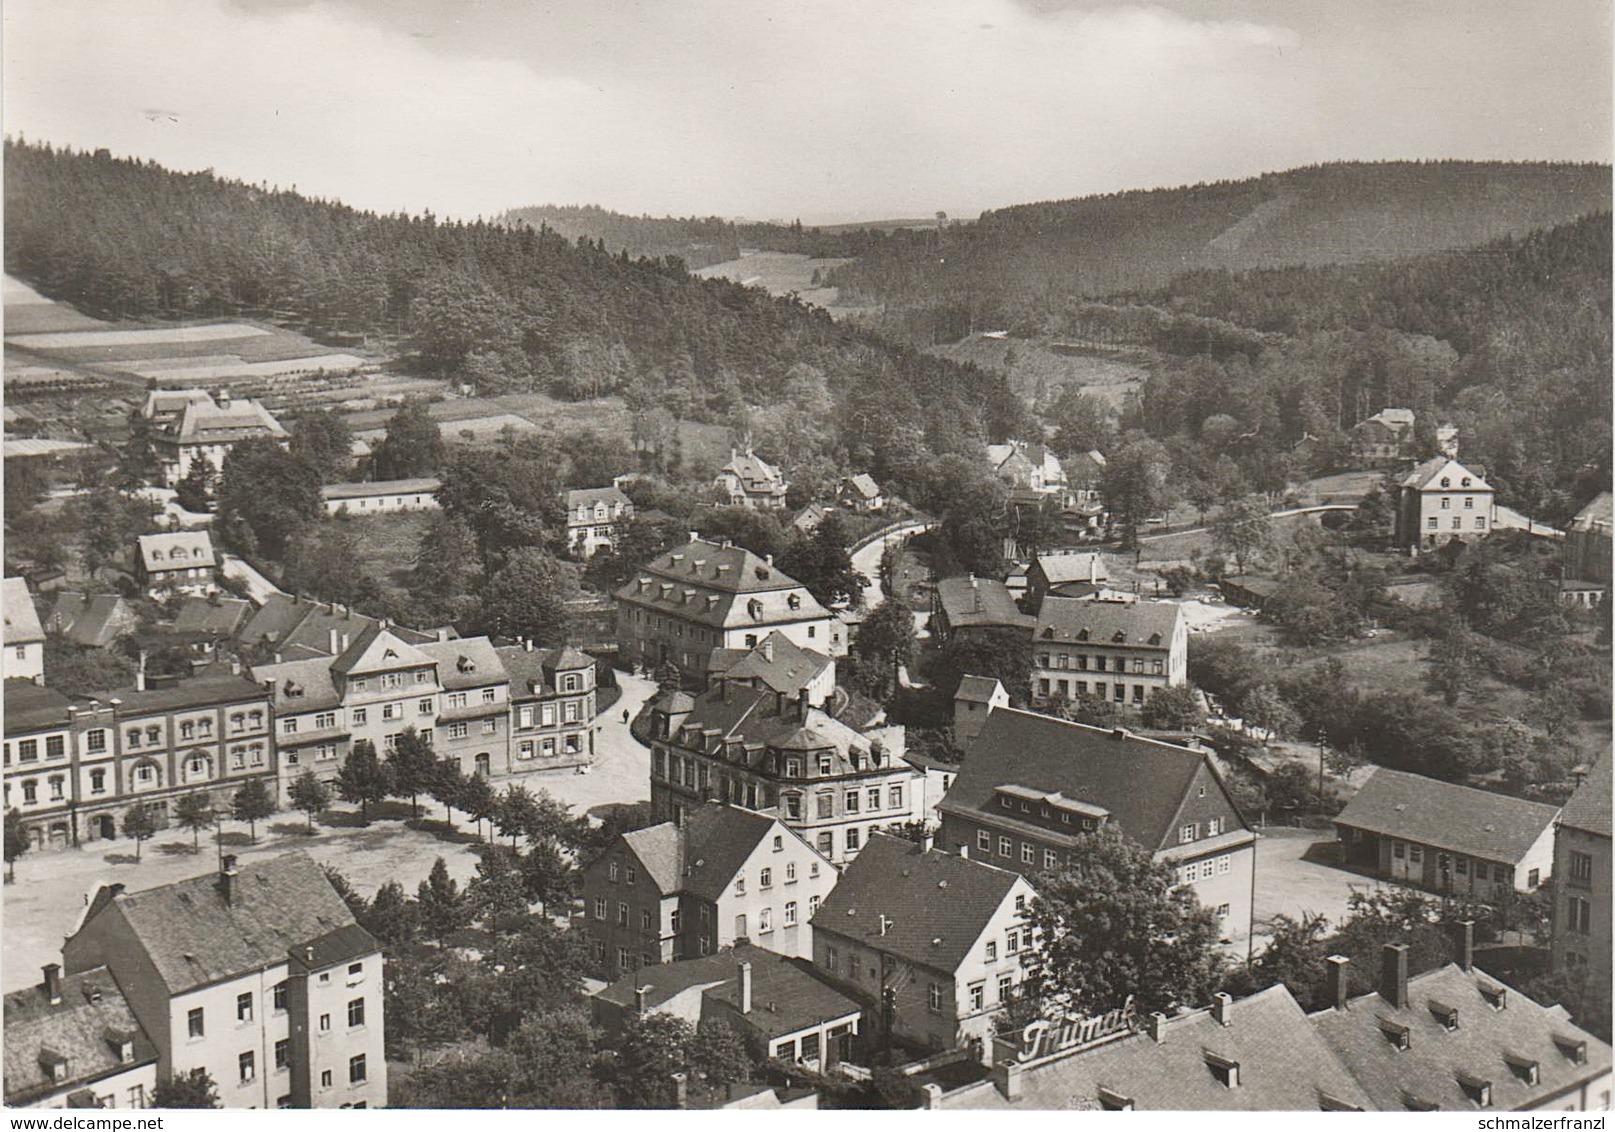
xmin=634 ymin=986 xmax=649 ymax=1015
xmin=739 ymin=961 xmax=753 ymax=1014
xmin=1455 ymin=919 xmax=1475 ymax=972
xmin=220 ymin=854 xmax=239 ymax=905
xmin=42 ymin=963 xmax=62 ymax=1006
xmin=135 ymin=651 xmax=148 ymax=693
xmin=1146 ymin=1011 xmax=1168 ymax=1043
xmin=797 ymin=687 xmax=810 ymax=721
xmin=671 ymin=1071 xmax=688 ymax=1109
xmin=1326 ymin=955 xmax=1351 ymax=1011
xmin=1211 ymin=992 xmax=1233 ymax=1027
xmin=760 ymin=636 xmax=774 ymax=662
xmin=1380 ymin=943 xmax=1409 ymax=1009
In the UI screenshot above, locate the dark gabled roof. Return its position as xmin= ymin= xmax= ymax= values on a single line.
xmin=416 ymin=636 xmax=507 ymax=691
xmin=842 ymin=473 xmax=881 ymax=499
xmin=709 ymin=632 xmax=832 ymax=698
xmin=566 ymin=486 xmax=631 ymax=512
xmin=934 ymin=576 xmax=1035 ymax=631
xmin=86 ymin=673 xmax=267 ymax=717
xmin=172 ymin=594 xmax=253 ymax=638
xmin=811 ymin=833 xmax=1027 ymax=973
xmin=678 ymin=804 xmax=779 ymax=902
xmin=320 ymin=477 xmax=440 ymax=501
xmin=3 ymin=683 xmax=74 ymax=735
xmin=1332 ymin=769 xmax=1560 ymax=865
xmin=76 ymin=852 xmax=367 ymax=995
xmin=1310 ymin=964 xmax=1614 ymax=1112
xmin=620 ymin=823 xmax=686 ymax=895
xmin=4 ymin=968 xmax=159 ymax=1106
xmin=1400 ymin=456 xmax=1491 ymax=493
xmin=595 ymin=947 xmax=734 ymax=1011
xmin=620 ymin=537 xmax=812 ymax=597
xmin=1558 ymin=755 xmax=1610 ymax=839
xmin=946 ymin=984 xmax=1372 ymax=1111
xmin=941 ymin=708 xmax=1221 ymax=854
xmin=1569 ymin=492 xmax=1613 ymax=532
xmin=287 ymin=923 xmax=378 ymax=972
xmin=495 ymin=643 xmax=593 ymax=697
xmin=671 ymin=685 xmax=881 ymax=773
xmin=954 ymin=675 xmax=1005 ymax=704
xmin=1035 ymin=596 xmax=1182 ymax=648
xmin=251 ymin=656 xmax=342 ymax=712
xmin=45 ymin=593 xmax=136 ymax=650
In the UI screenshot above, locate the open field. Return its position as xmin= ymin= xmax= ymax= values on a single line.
xmin=8 ymin=323 xmax=269 ymax=350
xmin=339 ymin=512 xmax=434 ymax=589
xmin=927 ymin=335 xmax=1152 ymax=412
xmin=695 ymin=250 xmax=863 ymax=315
xmin=128 ymin=352 xmax=369 ymax=382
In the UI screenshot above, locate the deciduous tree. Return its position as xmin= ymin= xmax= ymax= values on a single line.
xmin=479 ymin=547 xmax=575 ymax=647
xmin=289 ymin=413 xmax=354 ymax=484
xmin=173 ymin=792 xmax=215 ymax=852
xmin=373 ymin=398 xmax=444 ymax=480
xmin=288 ymin=770 xmax=330 ymax=832
xmin=336 ymin=739 xmax=392 ymax=824
xmin=417 ymin=856 xmax=471 ymax=942
xmin=386 ymin=728 xmax=438 ymax=819
xmin=152 ymin=1071 xmax=220 ymax=1109
xmin=230 ymin=778 xmax=274 ymax=844
xmin=121 ymin=803 xmax=158 ymax=861
xmin=5 ymin=808 xmax=30 ymax=882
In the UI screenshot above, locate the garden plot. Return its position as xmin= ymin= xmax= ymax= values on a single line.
xmin=129 ymin=352 xmax=368 ymax=382
xmin=7 ymin=323 xmax=271 ymax=350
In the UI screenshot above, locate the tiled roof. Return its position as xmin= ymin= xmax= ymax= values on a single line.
xmin=566 ymin=486 xmax=631 ymax=512
xmin=416 ymin=636 xmax=507 ymax=691
xmin=934 ymin=576 xmax=1035 ymax=632
xmin=621 ymin=823 xmax=686 ymax=894
xmin=44 ymin=593 xmax=136 ymax=650
xmin=1310 ymin=964 xmax=1614 ymax=1112
xmin=3 ymin=577 xmax=44 ymax=646
xmin=251 ymin=656 xmax=342 ymax=712
xmin=2 ymin=683 xmax=74 ymax=735
xmin=3 ymin=967 xmax=159 ymax=1106
xmin=946 ymin=985 xmax=1373 ymax=1111
xmin=594 ymin=947 xmax=733 ymax=1011
xmin=672 ymin=685 xmax=895 ymax=776
xmin=700 ymin=946 xmax=866 ymax=1037
xmin=811 ymin=833 xmax=1026 ymax=973
xmin=238 ymin=594 xmax=440 ymax=656
xmin=954 ymin=675 xmax=1005 ymax=704
xmin=1332 ymin=769 xmax=1560 ymax=865
xmin=1558 ymin=755 xmax=1610 ymax=839
xmin=79 ymin=673 xmax=268 ymax=717
xmin=172 ymin=595 xmax=253 ymax=638
xmin=843 ymin=474 xmax=881 ymax=499
xmin=719 ymin=450 xmax=786 ymax=491
xmin=136 ymin=531 xmax=216 ymax=573
xmin=1400 ymin=456 xmax=1491 ymax=493
xmin=710 ymin=632 xmax=831 ymax=698
xmin=320 ymin=477 xmax=440 ymax=501
xmin=941 ymin=708 xmax=1227 ymax=854
xmin=679 ymin=804 xmax=780 ymax=902
xmin=1034 ymin=596 xmax=1182 ymax=649
xmin=628 ymin=537 xmax=810 ymax=595
xmin=616 ymin=539 xmax=829 ymax=630
xmin=168 ymin=395 xmax=288 ymax=444
xmin=75 ymin=852 xmax=370 ymax=995
xmin=329 ymin=624 xmax=434 ymax=676
xmin=1034 ymin=553 xmax=1107 ymax=586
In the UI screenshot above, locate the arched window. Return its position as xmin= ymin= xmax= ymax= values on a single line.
xmin=132 ymin=760 xmax=162 ymax=789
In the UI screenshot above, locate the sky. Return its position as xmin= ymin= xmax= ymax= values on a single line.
xmin=4 ymin=0 xmax=1610 ymax=224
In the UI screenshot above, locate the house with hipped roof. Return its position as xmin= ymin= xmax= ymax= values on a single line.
xmin=646 ymin=681 xmax=918 ymax=864
xmin=4 ymin=963 xmax=159 ymax=1109
xmin=62 ymin=852 xmax=386 ymax=1109
xmin=705 ymin=631 xmax=835 ymax=708
xmin=1551 ymin=757 xmax=1611 ymax=1010
xmin=930 ymin=575 xmax=1035 ymax=642
xmin=581 ymin=801 xmax=838 ymax=981
xmin=565 ymin=485 xmax=634 ymax=558
xmin=139 ymin=388 xmax=289 ymax=486
xmin=810 ymin=832 xmax=1038 ymax=1054
xmin=593 ymin=943 xmax=865 ymax=1071
xmin=1332 ymin=767 xmax=1560 ymax=896
xmin=940 ymin=708 xmax=1256 ymax=947
xmin=715 ymin=448 xmax=789 ymax=510
xmin=1032 ymin=597 xmax=1186 ymax=709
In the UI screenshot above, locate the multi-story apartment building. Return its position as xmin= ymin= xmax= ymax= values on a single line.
xmin=1552 ymin=756 xmax=1610 ymax=1009
xmin=714 ymin=448 xmax=789 ymax=510
xmin=939 ymin=708 xmax=1256 ymax=948
xmin=416 ymin=636 xmax=507 ymax=779
xmin=4 ymin=575 xmax=46 ymax=682
xmin=139 ymin=388 xmax=289 ymax=486
xmin=496 ymin=642 xmax=597 ymax=771
xmin=63 ymin=852 xmax=386 ymax=1109
xmin=616 ymin=537 xmax=840 ymax=685
xmin=4 ymin=963 xmax=159 ymax=1109
xmin=1032 ymin=598 xmax=1186 ymax=709
xmin=3 ymin=672 xmax=274 ymax=851
xmin=1394 ymin=455 xmax=1496 ymax=550
xmin=811 ymin=833 xmax=1038 ymax=1054
xmin=565 ymin=486 xmax=634 ymax=558
xmin=646 ymin=683 xmax=919 ymax=864
xmin=581 ymin=801 xmax=839 ymax=981
xmin=135 ymin=531 xmax=219 ymax=598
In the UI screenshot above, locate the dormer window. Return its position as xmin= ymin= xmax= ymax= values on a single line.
xmin=788 ymin=594 xmax=801 ymax=611
xmin=1041 ymin=626 xmax=1054 ymax=639
xmin=1456 ymin=1072 xmax=1492 ymax=1108
xmin=1428 ymin=1001 xmax=1459 ymax=1031
xmin=1148 ymin=632 xmax=1162 ymax=645
xmin=1441 ymin=477 xmax=1451 ymax=487
xmin=1203 ymin=1051 xmax=1239 ymax=1088
xmin=1461 ymin=477 xmax=1471 ymax=487
xmin=1112 ymin=631 xmax=1126 ymax=643
xmin=457 ymin=656 xmax=475 ymax=673
xmin=1552 ymin=1034 xmax=1589 ymax=1065
xmin=748 ymin=599 xmax=764 ymax=622
xmin=1376 ymin=1017 xmax=1411 ymax=1051
xmin=1503 ymin=1052 xmax=1539 ymax=1086
xmin=1478 ymin=984 xmax=1507 ymax=1011
xmin=1097 ymin=1088 xmax=1134 ymax=1111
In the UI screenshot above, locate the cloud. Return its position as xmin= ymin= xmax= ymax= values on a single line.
xmin=4 ymin=0 xmax=1608 ymax=221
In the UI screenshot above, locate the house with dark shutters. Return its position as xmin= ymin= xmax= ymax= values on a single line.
xmin=938 ymin=708 xmax=1255 ymax=947
xmin=1332 ymin=768 xmax=1560 ymax=896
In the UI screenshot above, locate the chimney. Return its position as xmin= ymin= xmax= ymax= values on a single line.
xmin=1380 ymin=943 xmax=1409 ymax=1009
xmin=135 ymin=651 xmax=148 ymax=693
xmin=341 ymin=633 xmax=350 ymax=651
xmin=765 ymin=554 xmax=774 ymax=568
xmin=217 ymin=387 xmax=232 ymax=409
xmin=958 ymin=843 xmax=970 ymax=860
xmin=994 ymin=1059 xmax=1025 ymax=1101
xmin=43 ymin=964 xmax=62 ymax=1006
xmin=220 ymin=855 xmax=239 ymax=904
xmin=634 ymin=986 xmax=649 ymax=1015
xmin=739 ymin=961 xmax=753 ymax=1014
xmin=760 ymin=637 xmax=774 ymax=662
xmin=1455 ymin=920 xmax=1475 ymax=972
xmin=437 ymin=627 xmax=450 ymax=642
xmin=798 ymin=687 xmax=810 ymax=720
xmin=330 ymin=627 xmax=340 ymax=655
xmin=379 ymin=618 xmax=389 ymax=632
xmin=1090 ymin=555 xmax=1099 ymax=584
xmin=1326 ymin=955 xmax=1351 ymax=1011
xmin=304 ymin=946 xmax=315 ymax=965
xmin=524 ymin=637 xmax=534 ymax=652
xmin=1146 ymin=1011 xmax=1168 ymax=1043
xmin=878 ymin=914 xmax=893 ymax=937
xmin=1211 ymin=992 xmax=1233 ymax=1027
xmin=921 ymin=830 xmax=935 ymax=853
xmin=671 ymin=1071 xmax=688 ymax=1110
xmin=920 ymin=1083 xmax=944 ymax=1110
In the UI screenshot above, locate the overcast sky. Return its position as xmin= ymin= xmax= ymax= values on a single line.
xmin=5 ymin=0 xmax=1609 ymax=223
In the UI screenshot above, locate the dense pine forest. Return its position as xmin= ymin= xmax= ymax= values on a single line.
xmin=2 ymin=140 xmax=1031 ymax=505
xmin=830 ymin=161 xmax=1612 ymax=345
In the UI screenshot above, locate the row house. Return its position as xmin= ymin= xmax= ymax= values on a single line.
xmin=565 ymin=486 xmax=634 ymax=558
xmin=938 ymin=708 xmax=1256 ymax=948
xmin=3 ymin=672 xmax=275 ymax=851
xmin=63 ymin=852 xmax=387 ymax=1109
xmin=811 ymin=833 xmax=1038 ymax=1055
xmin=616 ymin=536 xmax=840 ymax=686
xmin=1032 ymin=597 xmax=1187 ymax=709
xmin=646 ymin=683 xmax=920 ymax=865
xmin=581 ymin=801 xmax=838 ymax=981
xmin=320 ymin=478 xmax=441 ymax=517
xmin=496 ymin=642 xmax=597 ymax=771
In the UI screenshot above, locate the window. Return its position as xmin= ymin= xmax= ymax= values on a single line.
xmin=1006 ymin=930 xmax=1020 ymax=954
xmin=999 ymin=974 xmax=1014 ymax=1003
xmin=237 ymin=992 xmax=253 ymax=1022
xmin=482 ymin=719 xmax=497 ymax=734
xmin=1528 ymin=868 xmax=1541 ymax=888
xmin=448 ymin=722 xmax=469 ymax=740
xmin=626 ymin=865 xmax=637 ymax=885
xmin=785 ymin=861 xmax=797 ymax=883
xmin=846 ymin=827 xmax=861 ymax=851
xmin=348 ymin=997 xmax=365 ymax=1027
xmin=809 ymin=895 xmax=821 ymax=918
xmin=273 ymin=982 xmax=288 ymax=1011
xmin=351 ymin=708 xmax=367 ymax=725
xmin=735 ymin=913 xmax=747 ymax=938
xmin=640 ymin=909 xmax=653 ymax=930
xmin=45 ymin=735 xmax=65 ymax=759
xmin=239 ymin=1051 xmax=255 ymax=1082
xmin=1569 ymin=896 xmax=1592 ymax=934
xmin=1180 ymin=822 xmax=1199 ymax=844
xmin=817 ymin=793 xmax=833 ymax=819
xmin=274 ymin=1039 xmax=290 ymax=1071
xmin=928 ymin=983 xmax=943 ymax=1012
xmin=616 ymin=946 xmax=631 ymax=970
xmin=48 ymin=776 xmax=64 ymax=801
xmin=784 ymin=901 xmax=798 ymax=926
xmin=321 ymin=1071 xmax=333 ymax=1089
xmin=482 ymin=687 xmax=497 ymax=704
xmin=1571 ymin=851 xmax=1593 ymax=882
xmin=187 ymin=1008 xmax=204 ymax=1039
xmin=1475 ymin=862 xmax=1489 ymax=880
xmin=817 ymin=832 xmax=833 ymax=855
xmin=1475 ymin=516 xmax=1487 ymax=529
xmin=1208 ymin=816 xmax=1223 ymax=836
xmin=1441 ymin=496 xmax=1451 ymax=510
xmin=315 ymin=712 xmax=336 ymax=729
xmin=1044 ymin=849 xmax=1059 ymax=870
xmin=1427 ymin=517 xmax=1439 ymax=530
xmin=21 ymin=780 xmax=37 ymax=804
xmin=609 ymin=860 xmax=619 ymax=882
xmin=348 ymin=1054 xmax=367 ymax=1084
xmin=999 ymin=836 xmax=1012 ymax=857
xmin=969 ymin=983 xmax=984 ymax=1011
xmin=845 ymin=790 xmax=860 ymax=814
xmin=760 ymin=868 xmax=772 ymax=889
xmin=976 ymin=829 xmax=991 ymax=852
xmin=759 ymin=907 xmax=773 ymax=933
xmin=86 ymin=729 xmax=107 ymax=753
xmin=124 ymin=730 xmax=140 ymax=750
xmin=617 ymin=901 xmax=629 ymax=926
xmin=986 ymin=941 xmax=998 ymax=962
xmin=1021 ymin=842 xmax=1034 ymax=864
xmin=90 ymin=768 xmax=106 ymax=795
xmin=319 ymin=1013 xmax=331 ymax=1033
xmin=735 ymin=876 xmax=747 ymax=895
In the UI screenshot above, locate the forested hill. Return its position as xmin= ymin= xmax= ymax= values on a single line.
xmin=500 ymin=204 xmax=901 ymax=269
xmin=3 ymin=140 xmax=1037 ymax=495
xmin=829 ymin=161 xmax=1612 ymax=343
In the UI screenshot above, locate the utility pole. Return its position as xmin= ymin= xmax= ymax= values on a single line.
xmin=1317 ymin=726 xmax=1329 ymax=812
